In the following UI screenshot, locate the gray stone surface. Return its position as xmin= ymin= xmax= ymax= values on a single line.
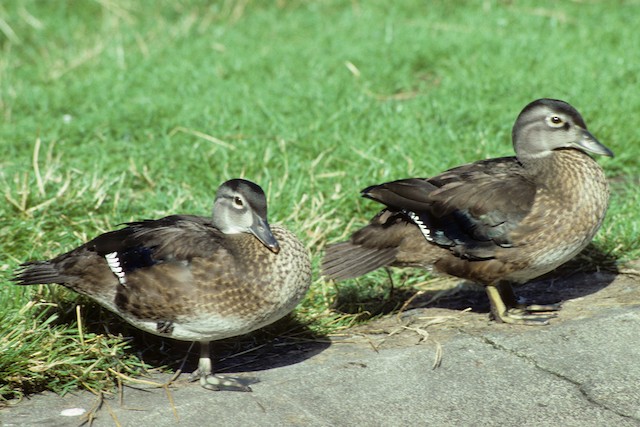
xmin=2 ymin=270 xmax=639 ymax=426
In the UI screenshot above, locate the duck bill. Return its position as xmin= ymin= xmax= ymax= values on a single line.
xmin=575 ymin=129 xmax=614 ymax=157
xmin=250 ymin=216 xmax=280 ymax=254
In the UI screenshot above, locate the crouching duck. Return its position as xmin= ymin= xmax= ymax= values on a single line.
xmin=322 ymin=99 xmax=613 ymax=325
xmin=13 ymin=178 xmax=312 ymax=391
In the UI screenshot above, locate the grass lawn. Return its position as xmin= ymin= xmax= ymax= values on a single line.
xmin=1 ymin=0 xmax=639 ymax=401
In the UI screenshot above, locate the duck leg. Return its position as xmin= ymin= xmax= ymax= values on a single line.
xmin=485 ymin=282 xmax=560 ymax=325
xmin=188 ymin=341 xmax=252 ymax=392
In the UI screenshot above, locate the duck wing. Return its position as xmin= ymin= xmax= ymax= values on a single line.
xmin=363 ymin=157 xmax=537 ymax=260
xmin=12 ymin=215 xmax=227 ymax=286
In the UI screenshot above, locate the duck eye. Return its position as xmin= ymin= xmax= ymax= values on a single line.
xmin=233 ymin=196 xmax=244 ymax=207
xmin=548 ymin=115 xmax=564 ymax=126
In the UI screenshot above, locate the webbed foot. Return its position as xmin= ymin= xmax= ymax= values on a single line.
xmin=192 ymin=341 xmax=253 ymax=391
xmin=486 ymin=283 xmax=561 ymax=326
xmin=188 ymin=369 xmax=252 ymax=392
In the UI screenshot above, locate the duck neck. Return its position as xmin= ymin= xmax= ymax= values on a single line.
xmin=521 ymin=149 xmax=608 ymax=200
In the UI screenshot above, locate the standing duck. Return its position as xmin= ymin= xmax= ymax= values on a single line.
xmin=13 ymin=178 xmax=312 ymax=391
xmin=322 ymin=99 xmax=613 ymax=325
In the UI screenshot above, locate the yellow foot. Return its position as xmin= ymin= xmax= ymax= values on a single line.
xmin=494 ymin=306 xmax=559 ymax=325
xmin=486 ymin=283 xmax=561 ymax=326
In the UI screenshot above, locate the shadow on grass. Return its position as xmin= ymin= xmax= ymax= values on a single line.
xmin=333 ymin=243 xmax=620 ymax=318
xmin=45 ymin=300 xmax=330 ymax=377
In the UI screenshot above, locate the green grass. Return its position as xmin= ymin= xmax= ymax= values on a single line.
xmin=1 ymin=0 xmax=639 ymax=401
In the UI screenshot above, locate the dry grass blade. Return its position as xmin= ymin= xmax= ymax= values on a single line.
xmin=4 ymin=172 xmax=29 ymax=214
xmin=32 ymin=137 xmax=45 ymax=196
xmin=0 ymin=15 xmax=20 ymax=43
xmin=107 ymin=369 xmax=179 ymax=421
xmin=432 ymin=341 xmax=443 ymax=369
xmin=81 ymin=392 xmax=104 ymax=426
xmin=103 ymin=399 xmax=123 ymax=427
xmin=48 ymin=43 xmax=106 ymax=81
xmin=76 ymin=305 xmax=85 ymax=347
xmin=169 ymin=127 xmax=236 ymax=150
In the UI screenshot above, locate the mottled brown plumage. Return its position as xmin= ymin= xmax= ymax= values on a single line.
xmin=322 ymin=99 xmax=613 ymax=325
xmin=13 ymin=179 xmax=312 ymax=391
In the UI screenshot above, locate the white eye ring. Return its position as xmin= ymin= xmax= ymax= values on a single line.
xmin=233 ymin=196 xmax=244 ymax=208
xmin=547 ymin=115 xmax=564 ymax=128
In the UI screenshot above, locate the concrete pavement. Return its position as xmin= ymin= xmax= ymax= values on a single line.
xmin=2 ymin=268 xmax=639 ymax=426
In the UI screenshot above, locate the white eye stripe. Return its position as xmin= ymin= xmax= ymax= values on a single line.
xmin=105 ymin=251 xmax=127 ymax=286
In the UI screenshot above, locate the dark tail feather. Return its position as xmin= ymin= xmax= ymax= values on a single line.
xmin=12 ymin=261 xmax=66 ymax=285
xmin=321 ymin=242 xmax=397 ymax=281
